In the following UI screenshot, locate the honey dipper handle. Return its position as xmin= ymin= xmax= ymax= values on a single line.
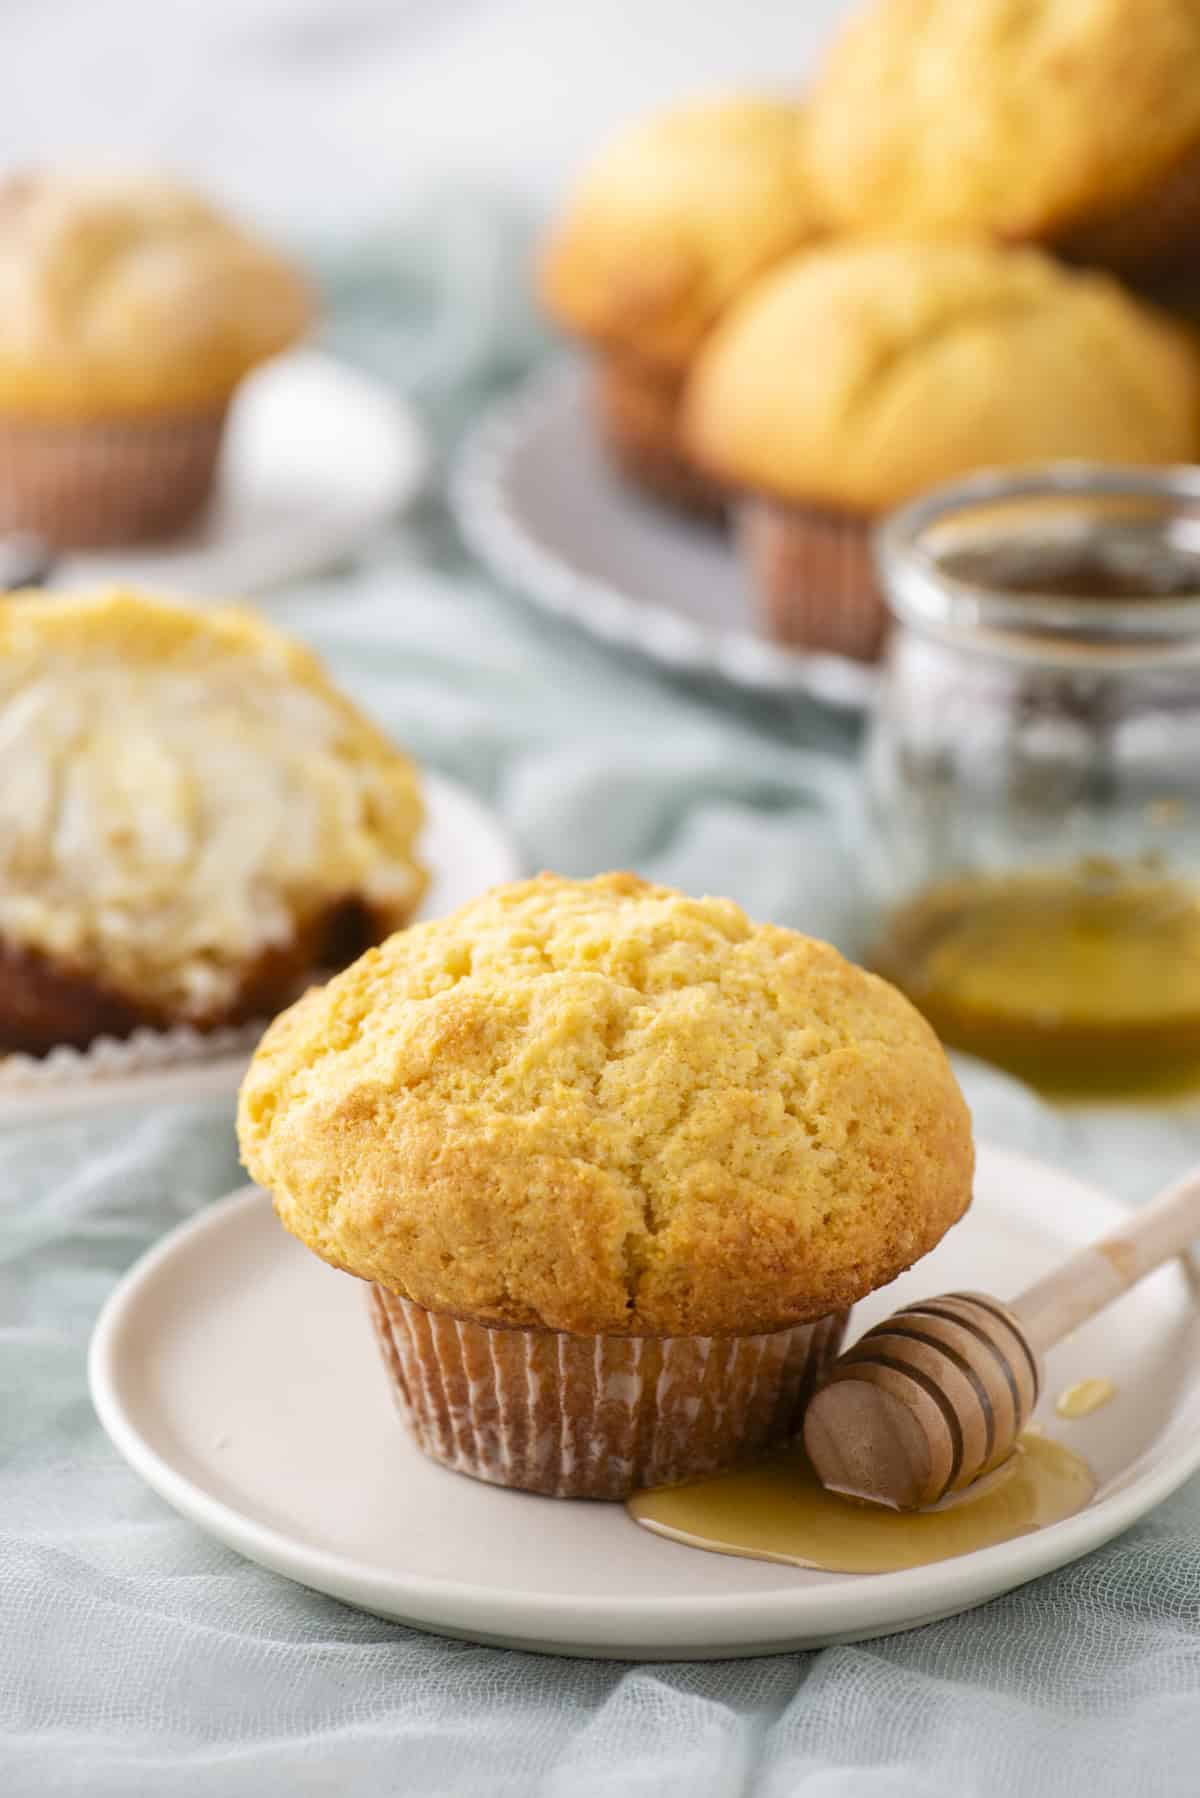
xmin=1011 ymin=1166 xmax=1200 ymax=1355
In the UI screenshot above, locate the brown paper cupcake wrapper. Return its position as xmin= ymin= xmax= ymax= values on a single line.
xmin=1054 ymin=139 xmax=1200 ymax=278
xmin=735 ymin=497 xmax=887 ymax=664
xmin=370 ymin=1287 xmax=847 ymax=1500
xmin=0 ymin=1018 xmax=265 ymax=1092
xmin=0 ymin=408 xmax=228 ymax=549
xmin=595 ymin=357 xmax=726 ymax=518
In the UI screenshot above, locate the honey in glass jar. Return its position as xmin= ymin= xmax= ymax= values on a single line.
xmin=865 ymin=465 xmax=1200 ymax=1099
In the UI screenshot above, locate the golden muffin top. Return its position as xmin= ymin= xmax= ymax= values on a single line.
xmin=0 ymin=588 xmax=425 ymax=1017
xmin=805 ymin=0 xmax=1200 ymax=253
xmin=238 ymin=872 xmax=973 ymax=1337
xmin=0 ymin=170 xmax=312 ymax=419
xmin=683 ymin=241 xmax=1200 ymax=514
xmin=538 ymin=95 xmax=825 ymax=373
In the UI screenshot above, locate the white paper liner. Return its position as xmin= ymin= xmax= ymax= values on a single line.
xmin=0 ymin=1018 xmax=266 ymax=1091
xmin=370 ymin=1287 xmax=848 ymax=1500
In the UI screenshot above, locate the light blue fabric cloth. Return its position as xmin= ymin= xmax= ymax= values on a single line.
xmin=4 ymin=195 xmax=1200 ymax=1795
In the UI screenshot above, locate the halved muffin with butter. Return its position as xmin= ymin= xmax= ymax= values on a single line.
xmin=0 ymin=588 xmax=426 ymax=1054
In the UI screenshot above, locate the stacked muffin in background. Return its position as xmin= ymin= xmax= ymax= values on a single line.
xmin=537 ymin=0 xmax=1200 ymax=661
xmin=539 ymin=96 xmax=826 ymax=514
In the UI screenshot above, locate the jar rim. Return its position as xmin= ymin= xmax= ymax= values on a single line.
xmin=874 ymin=462 xmax=1200 ymax=665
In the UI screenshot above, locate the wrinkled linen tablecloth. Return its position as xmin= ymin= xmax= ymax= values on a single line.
xmin=4 ymin=196 xmax=1200 ymax=1797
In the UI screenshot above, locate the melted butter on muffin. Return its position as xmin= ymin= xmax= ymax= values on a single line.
xmin=238 ymin=872 xmax=973 ymax=1338
xmin=0 ymin=588 xmax=425 ymax=1024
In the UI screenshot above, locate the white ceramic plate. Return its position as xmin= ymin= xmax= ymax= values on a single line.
xmin=0 ymin=772 xmax=521 ymax=1123
xmin=89 ymin=1143 xmax=1200 ymax=1660
xmin=53 ymin=349 xmax=427 ymax=600
xmin=453 ymin=362 xmax=880 ymax=712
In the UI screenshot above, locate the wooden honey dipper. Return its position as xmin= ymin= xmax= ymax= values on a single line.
xmin=803 ymin=1165 xmax=1200 ymax=1511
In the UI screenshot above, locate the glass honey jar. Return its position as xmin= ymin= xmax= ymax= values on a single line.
xmin=864 ymin=464 xmax=1200 ymax=1098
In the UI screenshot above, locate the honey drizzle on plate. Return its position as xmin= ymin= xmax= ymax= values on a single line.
xmin=1056 ymin=1378 xmax=1117 ymax=1420
xmin=627 ymin=1435 xmax=1095 ymax=1575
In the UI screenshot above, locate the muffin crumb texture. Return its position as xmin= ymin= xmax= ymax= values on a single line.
xmin=239 ymin=873 xmax=973 ymax=1336
xmin=0 ymin=587 xmax=426 ymax=1035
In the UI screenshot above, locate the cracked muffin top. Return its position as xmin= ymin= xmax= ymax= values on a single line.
xmin=682 ymin=240 xmax=1200 ymax=515
xmin=237 ymin=872 xmax=973 ymax=1336
xmin=538 ymin=95 xmax=825 ymax=373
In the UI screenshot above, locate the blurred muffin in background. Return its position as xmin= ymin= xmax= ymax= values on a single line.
xmin=1143 ymin=265 xmax=1200 ymax=354
xmin=538 ymin=96 xmax=825 ymax=512
xmin=0 ymin=170 xmax=312 ymax=547
xmin=0 ymin=587 xmax=426 ymax=1056
xmin=806 ymin=0 xmax=1200 ymax=278
xmin=683 ymin=241 xmax=1200 ymax=661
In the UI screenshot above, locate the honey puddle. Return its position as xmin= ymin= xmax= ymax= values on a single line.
xmin=627 ymin=1435 xmax=1095 ymax=1574
xmin=1056 ymin=1378 xmax=1117 ymax=1420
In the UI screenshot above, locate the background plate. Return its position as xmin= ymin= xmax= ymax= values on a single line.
xmin=0 ymin=771 xmax=521 ymax=1122
xmin=55 ymin=349 xmax=427 ymax=600
xmin=454 ymin=362 xmax=880 ymax=711
xmin=89 ymin=1143 xmax=1200 ymax=1659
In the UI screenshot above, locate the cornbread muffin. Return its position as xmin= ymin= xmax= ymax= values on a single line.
xmin=683 ymin=241 xmax=1200 ymax=660
xmin=806 ymin=0 xmax=1200 ymax=276
xmin=238 ymin=873 xmax=973 ymax=1499
xmin=0 ymin=588 xmax=425 ymax=1056
xmin=0 ymin=170 xmax=311 ymax=545
xmin=538 ymin=96 xmax=824 ymax=510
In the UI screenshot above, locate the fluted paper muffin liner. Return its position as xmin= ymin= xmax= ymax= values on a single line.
xmin=735 ymin=497 xmax=887 ymax=664
xmin=595 ymin=356 xmax=726 ymax=518
xmin=0 ymin=408 xmax=228 ymax=548
xmin=0 ymin=1018 xmax=264 ymax=1092
xmin=369 ymin=1287 xmax=848 ymax=1500
xmin=1055 ymin=139 xmax=1200 ymax=278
